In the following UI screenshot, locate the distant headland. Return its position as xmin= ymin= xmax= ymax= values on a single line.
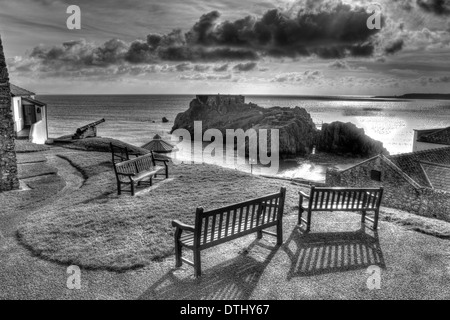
xmin=374 ymin=93 xmax=450 ymax=100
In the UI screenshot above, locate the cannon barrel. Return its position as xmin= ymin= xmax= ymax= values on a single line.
xmin=76 ymin=118 xmax=105 ymax=133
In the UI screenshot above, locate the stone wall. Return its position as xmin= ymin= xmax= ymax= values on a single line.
xmin=326 ymin=157 xmax=450 ymax=222
xmin=0 ymin=36 xmax=19 ymax=192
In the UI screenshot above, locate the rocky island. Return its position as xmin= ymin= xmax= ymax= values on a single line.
xmin=171 ymin=95 xmax=388 ymax=158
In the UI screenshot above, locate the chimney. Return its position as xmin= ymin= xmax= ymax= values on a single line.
xmin=0 ymin=35 xmax=19 ymax=192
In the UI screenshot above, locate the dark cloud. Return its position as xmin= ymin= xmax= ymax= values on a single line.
xmin=213 ymin=63 xmax=229 ymax=72
xmin=384 ymin=39 xmax=405 ymax=55
xmin=233 ymin=62 xmax=257 ymax=71
xmin=416 ymin=0 xmax=450 ymax=15
xmin=183 ymin=3 xmax=384 ymax=59
xmin=194 ymin=64 xmax=210 ymax=72
xmin=14 ymin=1 xmax=391 ymax=78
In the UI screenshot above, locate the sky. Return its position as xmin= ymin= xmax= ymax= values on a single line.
xmin=0 ymin=0 xmax=449 ymax=95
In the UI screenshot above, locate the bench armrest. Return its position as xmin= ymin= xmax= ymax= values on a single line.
xmin=172 ymin=220 xmax=195 ymax=233
xmin=299 ymin=191 xmax=310 ymax=199
xmin=154 ymin=157 xmax=169 ymax=165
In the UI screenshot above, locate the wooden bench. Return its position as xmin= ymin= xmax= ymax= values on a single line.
xmin=110 ymin=143 xmax=139 ymax=164
xmin=298 ymin=186 xmax=384 ymax=232
xmin=113 ymin=151 xmax=169 ymax=196
xmin=172 ymin=187 xmax=286 ymax=277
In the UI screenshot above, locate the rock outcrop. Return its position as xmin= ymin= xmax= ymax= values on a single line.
xmin=171 ymin=95 xmax=389 ymax=157
xmin=318 ymin=122 xmax=388 ymax=157
xmin=171 ymin=96 xmax=317 ymax=156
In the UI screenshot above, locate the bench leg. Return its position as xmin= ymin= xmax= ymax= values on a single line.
xmin=361 ymin=210 xmax=367 ymax=224
xmin=298 ymin=203 xmax=304 ymax=225
xmin=131 ymin=182 xmax=135 ymax=196
xmin=256 ymin=230 xmax=263 ymax=240
xmin=373 ymin=209 xmax=379 ymax=230
xmin=174 ymin=229 xmax=182 ymax=268
xmin=194 ymin=249 xmax=201 ymax=278
xmin=306 ymin=210 xmax=312 ymax=232
xmin=117 ymin=182 xmax=122 ymax=195
xmin=166 ymin=167 xmax=169 ymax=179
xmin=276 ymin=220 xmax=283 ymax=245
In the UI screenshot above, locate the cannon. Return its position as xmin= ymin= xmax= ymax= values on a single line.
xmin=72 ymin=118 xmax=105 ymax=140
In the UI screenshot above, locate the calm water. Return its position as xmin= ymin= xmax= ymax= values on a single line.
xmin=36 ymin=94 xmax=450 ymax=181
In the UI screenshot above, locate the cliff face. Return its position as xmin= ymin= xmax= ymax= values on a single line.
xmin=171 ymin=96 xmax=388 ymax=157
xmin=318 ymin=122 xmax=389 ymax=157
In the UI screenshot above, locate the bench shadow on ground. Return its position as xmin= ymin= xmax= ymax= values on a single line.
xmin=138 ymin=240 xmax=278 ymax=300
xmin=283 ymin=225 xmax=385 ymax=279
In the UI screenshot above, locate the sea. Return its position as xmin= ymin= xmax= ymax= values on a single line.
xmin=36 ymin=94 xmax=450 ymax=182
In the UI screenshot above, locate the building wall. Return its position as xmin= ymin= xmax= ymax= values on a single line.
xmin=326 ymin=157 xmax=450 ymax=222
xmin=0 ymin=36 xmax=19 ymax=192
xmin=12 ymin=96 xmax=24 ymax=132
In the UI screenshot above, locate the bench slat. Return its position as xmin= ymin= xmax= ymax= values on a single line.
xmin=210 ymin=214 xmax=216 ymax=243
xmin=180 ymin=217 xmax=277 ymax=248
xmin=203 ymin=216 xmax=209 ymax=245
xmin=250 ymin=204 xmax=256 ymax=229
xmin=218 ymin=212 xmax=223 ymax=240
xmin=238 ymin=207 xmax=243 ymax=234
xmin=225 ymin=210 xmax=231 ymax=237
xmin=232 ymin=209 xmax=237 ymax=235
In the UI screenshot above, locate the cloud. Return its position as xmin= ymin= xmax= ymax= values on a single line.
xmin=416 ymin=0 xmax=450 ymax=15
xmin=419 ymin=75 xmax=450 ymax=85
xmin=13 ymin=0 xmax=388 ymax=79
xmin=233 ymin=62 xmax=257 ymax=71
xmin=213 ymin=63 xmax=229 ymax=72
xmin=271 ymin=70 xmax=322 ymax=83
xmin=179 ymin=73 xmax=232 ymax=81
xmin=328 ymin=60 xmax=350 ymax=69
xmin=384 ymin=39 xmax=405 ymax=54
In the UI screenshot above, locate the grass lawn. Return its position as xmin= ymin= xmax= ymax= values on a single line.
xmin=0 ymin=174 xmax=65 ymax=219
xmin=17 ymin=151 xmax=299 ymax=271
xmin=14 ymin=144 xmax=450 ymax=273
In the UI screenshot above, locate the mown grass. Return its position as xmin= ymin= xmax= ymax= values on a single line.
xmin=381 ymin=208 xmax=450 ymax=240
xmin=17 ymin=151 xmax=300 ymax=271
xmin=15 ymin=145 xmax=450 ymax=272
xmin=61 ymin=137 xmax=149 ymax=155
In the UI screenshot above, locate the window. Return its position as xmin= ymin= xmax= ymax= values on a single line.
xmin=370 ymin=170 xmax=382 ymax=182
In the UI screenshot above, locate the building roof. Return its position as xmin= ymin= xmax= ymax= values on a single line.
xmin=22 ymin=97 xmax=46 ymax=107
xmin=141 ymin=134 xmax=176 ymax=153
xmin=415 ymin=126 xmax=450 ymax=146
xmin=387 ymin=147 xmax=450 ymax=189
xmin=9 ymin=83 xmax=35 ymax=97
xmin=420 ymin=162 xmax=450 ymax=191
xmin=339 ymin=147 xmax=450 ymax=192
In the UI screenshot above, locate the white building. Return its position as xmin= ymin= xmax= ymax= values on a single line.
xmin=412 ymin=127 xmax=450 ymax=152
xmin=10 ymin=84 xmax=48 ymax=144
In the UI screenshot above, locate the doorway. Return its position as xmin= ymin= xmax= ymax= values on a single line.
xmin=23 ymin=104 xmax=36 ymax=126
